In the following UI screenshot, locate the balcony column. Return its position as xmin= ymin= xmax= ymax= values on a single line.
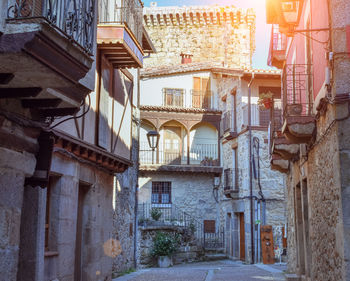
xmin=187 ymin=128 xmax=190 ymax=165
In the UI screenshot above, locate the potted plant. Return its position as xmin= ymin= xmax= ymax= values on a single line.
xmin=151 ymin=232 xmax=178 ymax=268
xmin=258 ymin=91 xmax=274 ymax=109
xmin=151 ymin=208 xmax=162 ymax=221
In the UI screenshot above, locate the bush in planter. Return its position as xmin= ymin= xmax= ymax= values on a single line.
xmin=151 ymin=232 xmax=178 ymax=258
xmin=151 ymin=208 xmax=162 ymax=221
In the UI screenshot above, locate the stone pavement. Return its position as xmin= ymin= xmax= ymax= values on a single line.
xmin=113 ymin=260 xmax=286 ymax=281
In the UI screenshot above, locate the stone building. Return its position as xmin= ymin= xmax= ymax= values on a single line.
xmin=0 ymin=0 xmax=154 ymax=280
xmin=267 ymin=0 xmax=350 ymax=280
xmin=138 ymin=3 xmax=287 ymax=265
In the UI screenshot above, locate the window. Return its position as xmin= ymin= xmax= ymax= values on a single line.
xmin=163 ymin=88 xmax=184 ymax=107
xmin=192 ymin=77 xmax=211 ymax=109
xmin=152 ymin=182 xmax=171 ymax=204
xmin=204 ymin=220 xmax=216 ymax=233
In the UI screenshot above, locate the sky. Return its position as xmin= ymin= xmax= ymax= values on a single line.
xmin=143 ymin=0 xmax=271 ymax=69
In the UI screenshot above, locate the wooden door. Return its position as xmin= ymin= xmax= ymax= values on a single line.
xmin=261 ymin=225 xmax=275 ymax=264
xmin=239 ymin=212 xmax=245 ymax=261
xmin=164 ymin=126 xmax=181 ymax=164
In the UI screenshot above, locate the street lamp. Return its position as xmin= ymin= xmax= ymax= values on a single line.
xmin=147 ymin=130 xmax=160 ymax=164
xmin=266 ymin=0 xmax=329 ymax=36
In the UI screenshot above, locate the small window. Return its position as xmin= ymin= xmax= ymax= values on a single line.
xmin=163 ymin=88 xmax=184 ymax=107
xmin=204 ymin=220 xmax=216 ymax=233
xmin=152 ymin=182 xmax=171 ymax=204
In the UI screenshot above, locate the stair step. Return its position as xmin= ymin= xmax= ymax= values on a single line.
xmin=204 ymin=253 xmax=227 ymax=261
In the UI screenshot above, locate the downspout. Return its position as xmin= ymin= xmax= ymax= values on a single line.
xmin=134 ymin=68 xmax=141 ymax=269
xmin=248 ymin=73 xmax=255 ymax=264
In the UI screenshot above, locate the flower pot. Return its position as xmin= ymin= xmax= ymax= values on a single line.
xmin=158 ymin=256 xmax=172 ymax=268
xmin=286 ymin=103 xmax=303 ymax=116
xmin=263 ymin=99 xmax=272 ymax=109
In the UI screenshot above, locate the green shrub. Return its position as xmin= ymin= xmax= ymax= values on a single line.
xmin=151 ymin=208 xmax=162 ymax=221
xmin=151 ymin=232 xmax=178 ymax=257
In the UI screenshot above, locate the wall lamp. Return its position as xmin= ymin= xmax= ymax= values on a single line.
xmin=147 ymin=130 xmax=160 ymax=164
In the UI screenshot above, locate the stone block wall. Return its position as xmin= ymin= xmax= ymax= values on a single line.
xmin=113 ymin=118 xmax=139 ymax=273
xmin=44 ymin=153 xmax=114 ymax=281
xmin=138 ymin=172 xmax=219 ymax=225
xmin=0 ymin=147 xmax=36 ymax=281
xmin=143 ymin=6 xmax=255 ymax=68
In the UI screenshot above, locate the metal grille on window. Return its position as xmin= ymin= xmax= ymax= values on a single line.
xmin=152 ymin=182 xmax=171 ymax=204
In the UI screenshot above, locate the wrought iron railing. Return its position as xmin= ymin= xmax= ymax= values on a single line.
xmin=98 ymin=0 xmax=143 ymax=44
xmin=7 ymin=0 xmax=96 ymax=54
xmin=138 ymin=203 xmax=205 ymax=245
xmin=139 ymin=142 xmax=219 ymax=166
xmin=221 ymin=110 xmax=236 ymax=135
xmin=138 ymin=203 xmax=225 ymax=249
xmin=268 ymin=24 xmax=287 ymax=67
xmin=224 ymin=168 xmax=239 ymax=192
xmin=242 ymin=104 xmax=260 ymax=126
xmin=282 ymin=64 xmax=313 ymax=117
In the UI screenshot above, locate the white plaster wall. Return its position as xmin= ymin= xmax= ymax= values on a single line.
xmin=140 ymin=71 xmax=218 ymax=109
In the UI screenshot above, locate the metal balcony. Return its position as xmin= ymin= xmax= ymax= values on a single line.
xmin=221 ymin=110 xmax=237 ymax=140
xmin=97 ymin=0 xmax=145 ymax=68
xmin=282 ymin=64 xmax=315 ymax=144
xmin=224 ymin=168 xmax=239 ymax=199
xmin=7 ymin=0 xmax=95 ymax=54
xmin=267 ymin=24 xmax=287 ymax=69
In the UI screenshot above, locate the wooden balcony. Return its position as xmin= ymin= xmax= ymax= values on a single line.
xmin=0 ymin=0 xmax=95 ymax=120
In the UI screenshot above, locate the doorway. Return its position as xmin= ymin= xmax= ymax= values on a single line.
xmin=239 ymin=212 xmax=245 ymax=261
xmin=164 ymin=126 xmax=182 ymax=164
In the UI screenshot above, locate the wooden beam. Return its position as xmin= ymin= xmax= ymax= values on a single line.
xmin=21 ymin=98 xmax=62 ymax=108
xmin=0 ymin=87 xmax=42 ymax=98
xmin=0 ymin=73 xmax=14 ymax=85
xmin=38 ymin=107 xmax=78 ymax=117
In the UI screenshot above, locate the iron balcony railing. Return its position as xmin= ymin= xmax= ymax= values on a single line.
xmin=268 ymin=24 xmax=287 ymax=67
xmin=139 ymin=142 xmax=219 ymax=166
xmin=221 ymin=110 xmax=236 ymax=135
xmin=98 ymin=0 xmax=143 ymax=44
xmin=224 ymin=168 xmax=239 ymax=192
xmin=282 ymin=64 xmax=313 ymax=117
xmin=7 ymin=0 xmax=96 ymax=54
xmin=138 ymin=203 xmax=225 ymax=249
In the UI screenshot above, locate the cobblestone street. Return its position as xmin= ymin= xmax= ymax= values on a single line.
xmin=113 ymin=260 xmax=286 ymax=281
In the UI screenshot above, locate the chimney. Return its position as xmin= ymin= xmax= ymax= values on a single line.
xmin=180 ymin=53 xmax=193 ymax=64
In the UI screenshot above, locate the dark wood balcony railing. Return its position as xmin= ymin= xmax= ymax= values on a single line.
xmin=7 ymin=0 xmax=96 ymax=54
xmin=139 ymin=142 xmax=219 ymax=166
xmin=98 ymin=0 xmax=143 ymax=44
xmin=283 ymin=64 xmax=313 ymax=118
xmin=191 ymin=90 xmax=213 ymax=110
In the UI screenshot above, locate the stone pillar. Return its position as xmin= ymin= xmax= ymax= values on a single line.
xmin=0 ymin=147 xmax=36 ymax=281
xmin=17 ymin=186 xmax=47 ymax=281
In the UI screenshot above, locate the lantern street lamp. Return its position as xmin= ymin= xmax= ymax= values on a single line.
xmin=147 ymin=130 xmax=160 ymax=164
xmin=266 ymin=0 xmax=329 ymax=37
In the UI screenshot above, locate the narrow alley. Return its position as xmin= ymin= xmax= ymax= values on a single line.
xmin=113 ymin=260 xmax=286 ymax=281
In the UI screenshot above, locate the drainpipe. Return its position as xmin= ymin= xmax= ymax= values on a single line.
xmin=248 ymin=73 xmax=255 ymax=264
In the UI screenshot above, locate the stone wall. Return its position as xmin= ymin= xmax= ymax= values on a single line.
xmin=143 ymin=6 xmax=255 ymax=68
xmin=137 ymin=225 xmax=204 ymax=268
xmin=138 ymin=172 xmax=219 ymax=225
xmin=44 ymin=153 xmax=115 ymax=281
xmin=0 ymin=147 xmax=36 ymax=281
xmin=113 ymin=117 xmax=139 ymax=273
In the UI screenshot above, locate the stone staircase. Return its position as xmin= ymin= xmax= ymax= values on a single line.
xmin=203 ymin=248 xmax=227 ymax=261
